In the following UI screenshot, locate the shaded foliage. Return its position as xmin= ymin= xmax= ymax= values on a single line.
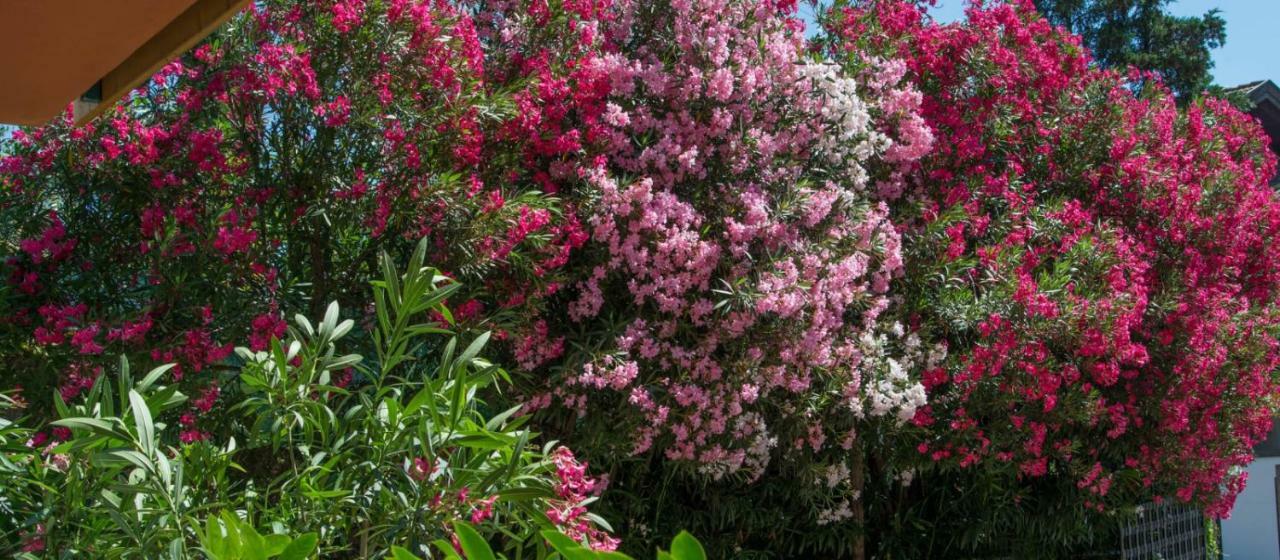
xmin=1032 ymin=0 xmax=1226 ymax=101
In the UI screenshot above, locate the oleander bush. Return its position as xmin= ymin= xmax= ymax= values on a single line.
xmin=820 ymin=1 xmax=1280 ymax=556
xmin=4 ymin=0 xmax=1280 ymax=558
xmin=0 ymin=0 xmax=606 ymax=414
xmin=517 ymin=0 xmax=934 ymax=555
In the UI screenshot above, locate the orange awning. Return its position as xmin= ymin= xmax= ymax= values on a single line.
xmin=0 ymin=0 xmax=248 ymax=126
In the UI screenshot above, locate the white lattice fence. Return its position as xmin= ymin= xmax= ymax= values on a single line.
xmin=1119 ymin=502 xmax=1219 ymax=560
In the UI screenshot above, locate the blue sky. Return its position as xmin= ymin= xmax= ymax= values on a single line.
xmin=926 ymin=0 xmax=1280 ymax=88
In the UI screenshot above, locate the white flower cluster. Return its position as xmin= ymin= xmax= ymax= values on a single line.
xmin=816 ymin=497 xmax=858 ymax=526
xmin=822 ymin=462 xmax=852 ymax=489
xmin=695 ymin=412 xmax=776 ymax=482
xmin=850 ymin=322 xmax=941 ymax=423
xmin=738 ymin=412 xmax=777 ymax=482
xmin=897 ymin=468 xmax=917 ymax=487
xmin=812 ymin=462 xmax=873 ymax=526
xmin=798 ymin=62 xmax=892 ymax=188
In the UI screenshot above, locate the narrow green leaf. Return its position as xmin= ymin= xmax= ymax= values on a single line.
xmin=52 ymin=389 xmax=71 ymax=419
xmin=405 ymin=324 xmax=452 ymax=336
xmin=452 ymin=522 xmax=495 ymax=560
xmin=389 ymin=546 xmax=423 ymax=560
xmin=324 ymin=354 xmax=363 ymax=370
xmin=454 ymin=432 xmax=517 ymax=450
xmin=404 ymin=386 xmax=437 ymax=417
xmin=51 ymin=417 xmax=129 ymax=441
xmin=410 ymin=238 xmax=429 ymax=278
xmin=505 ymin=430 xmax=529 ymax=482
xmin=430 ymin=539 xmax=463 ymax=560
xmin=279 ymin=533 xmax=319 ymax=560
xmin=380 ymin=251 xmax=401 ymax=308
xmin=128 ymin=390 xmax=155 ymax=456
xmin=457 ymin=331 xmax=491 ymax=367
xmin=332 ymin=319 xmax=354 ymax=340
xmin=669 ymin=532 xmax=705 ymax=560
xmin=93 ymin=449 xmax=152 ymax=471
xmin=51 ymin=417 xmax=114 ymax=432
xmin=495 ymin=487 xmax=553 ymax=501
xmin=295 ymin=314 xmax=315 ymax=337
xmin=263 ymin=534 xmax=291 ymax=556
xmin=322 ymin=301 xmax=340 ymax=336
xmin=584 ymin=512 xmax=614 ymax=533
xmin=484 ymin=404 xmax=524 ymax=431
xmin=540 ymin=531 xmax=602 ymax=560
xmin=137 ymin=363 xmax=177 ymax=392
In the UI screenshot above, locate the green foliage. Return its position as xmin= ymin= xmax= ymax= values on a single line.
xmin=388 ymin=522 xmax=706 ymax=560
xmin=197 ymin=511 xmax=318 ymax=560
xmin=596 ymin=455 xmax=877 ymax=558
xmin=862 ymin=464 xmax=1131 ymax=558
xmin=17 ymin=358 xmax=204 ymax=557
xmin=1032 ymin=0 xmax=1227 ymax=101
xmin=1 ymin=392 xmax=36 ymax=549
xmin=0 ymin=239 xmax=615 ymax=558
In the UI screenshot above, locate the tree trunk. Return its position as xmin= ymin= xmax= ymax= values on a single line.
xmin=852 ymin=440 xmax=866 ymax=560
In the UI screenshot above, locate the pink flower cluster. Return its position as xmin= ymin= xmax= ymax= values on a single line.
xmin=546 ymin=447 xmax=619 ymax=551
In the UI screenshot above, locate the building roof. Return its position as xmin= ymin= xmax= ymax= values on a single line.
xmin=0 ymin=0 xmax=248 ymax=126
xmin=1231 ymin=80 xmax=1280 ymax=108
xmin=1230 ymin=80 xmax=1280 ymax=185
